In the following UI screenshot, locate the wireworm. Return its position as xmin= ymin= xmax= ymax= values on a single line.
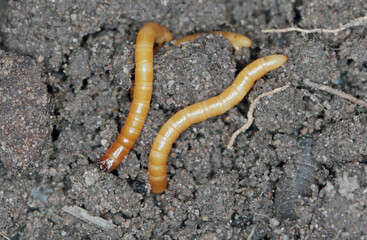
xmin=149 ymin=55 xmax=288 ymax=194
xmin=100 ymin=23 xmax=173 ymax=171
xmin=175 ymin=31 xmax=252 ymax=51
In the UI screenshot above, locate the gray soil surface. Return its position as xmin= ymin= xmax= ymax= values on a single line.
xmin=0 ymin=0 xmax=366 ymax=239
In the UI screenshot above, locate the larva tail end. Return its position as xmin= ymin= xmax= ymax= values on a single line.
xmin=150 ymin=175 xmax=167 ymax=194
xmin=262 ymin=55 xmax=288 ymax=71
xmin=99 ymin=154 xmax=118 ymax=172
xmin=234 ymin=36 xmax=252 ymax=51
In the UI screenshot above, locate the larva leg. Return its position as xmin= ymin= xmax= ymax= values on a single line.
xmin=175 ymin=31 xmax=252 ymax=51
xmin=100 ymin=23 xmax=172 ymax=172
xmin=149 ymin=55 xmax=288 ymax=194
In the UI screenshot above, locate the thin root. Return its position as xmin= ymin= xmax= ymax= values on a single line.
xmin=303 ymin=79 xmax=367 ymax=109
xmin=262 ymin=16 xmax=367 ymax=34
xmin=227 ymin=84 xmax=290 ymax=149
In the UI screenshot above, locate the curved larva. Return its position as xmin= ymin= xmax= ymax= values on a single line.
xmin=149 ymin=55 xmax=288 ymax=194
xmin=100 ymin=23 xmax=173 ymax=172
xmin=174 ymin=31 xmax=252 ymax=51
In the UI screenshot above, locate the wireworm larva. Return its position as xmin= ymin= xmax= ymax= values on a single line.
xmin=149 ymin=55 xmax=288 ymax=194
xmin=100 ymin=23 xmax=172 ymax=172
xmin=175 ymin=31 xmax=252 ymax=51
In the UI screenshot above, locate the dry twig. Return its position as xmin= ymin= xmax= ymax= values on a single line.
xmin=62 ymin=205 xmax=116 ymax=230
xmin=227 ymin=84 xmax=290 ymax=149
xmin=303 ymin=79 xmax=367 ymax=108
xmin=262 ymin=16 xmax=367 ymax=34
xmin=0 ymin=233 xmax=10 ymax=240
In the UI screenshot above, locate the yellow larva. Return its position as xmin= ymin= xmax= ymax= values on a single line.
xmin=148 ymin=55 xmax=288 ymax=194
xmin=175 ymin=31 xmax=252 ymax=51
xmin=100 ymin=23 xmax=172 ymax=171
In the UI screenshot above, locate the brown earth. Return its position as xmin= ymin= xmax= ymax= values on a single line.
xmin=0 ymin=0 xmax=366 ymax=239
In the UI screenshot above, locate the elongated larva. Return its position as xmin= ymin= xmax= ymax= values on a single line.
xmin=100 ymin=23 xmax=173 ymax=172
xmin=149 ymin=55 xmax=288 ymax=194
xmin=175 ymin=31 xmax=252 ymax=51
xmin=274 ymin=135 xmax=317 ymax=220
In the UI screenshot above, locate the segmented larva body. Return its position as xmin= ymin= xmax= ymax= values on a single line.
xmin=100 ymin=23 xmax=172 ymax=171
xmin=274 ymin=135 xmax=317 ymax=220
xmin=175 ymin=31 xmax=252 ymax=51
xmin=149 ymin=55 xmax=288 ymax=194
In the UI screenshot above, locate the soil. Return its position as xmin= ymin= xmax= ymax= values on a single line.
xmin=0 ymin=0 xmax=366 ymax=239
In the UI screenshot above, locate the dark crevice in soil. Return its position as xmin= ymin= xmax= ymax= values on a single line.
xmin=114 ymin=114 xmax=124 ymax=132
xmin=110 ymin=168 xmax=118 ymax=177
xmin=264 ymin=9 xmax=271 ymax=25
xmin=207 ymin=169 xmax=216 ymax=181
xmin=51 ymin=127 xmax=60 ymax=142
xmin=322 ymin=163 xmax=336 ymax=181
xmin=80 ymin=78 xmax=89 ymax=90
xmin=293 ymin=0 xmax=303 ymax=25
